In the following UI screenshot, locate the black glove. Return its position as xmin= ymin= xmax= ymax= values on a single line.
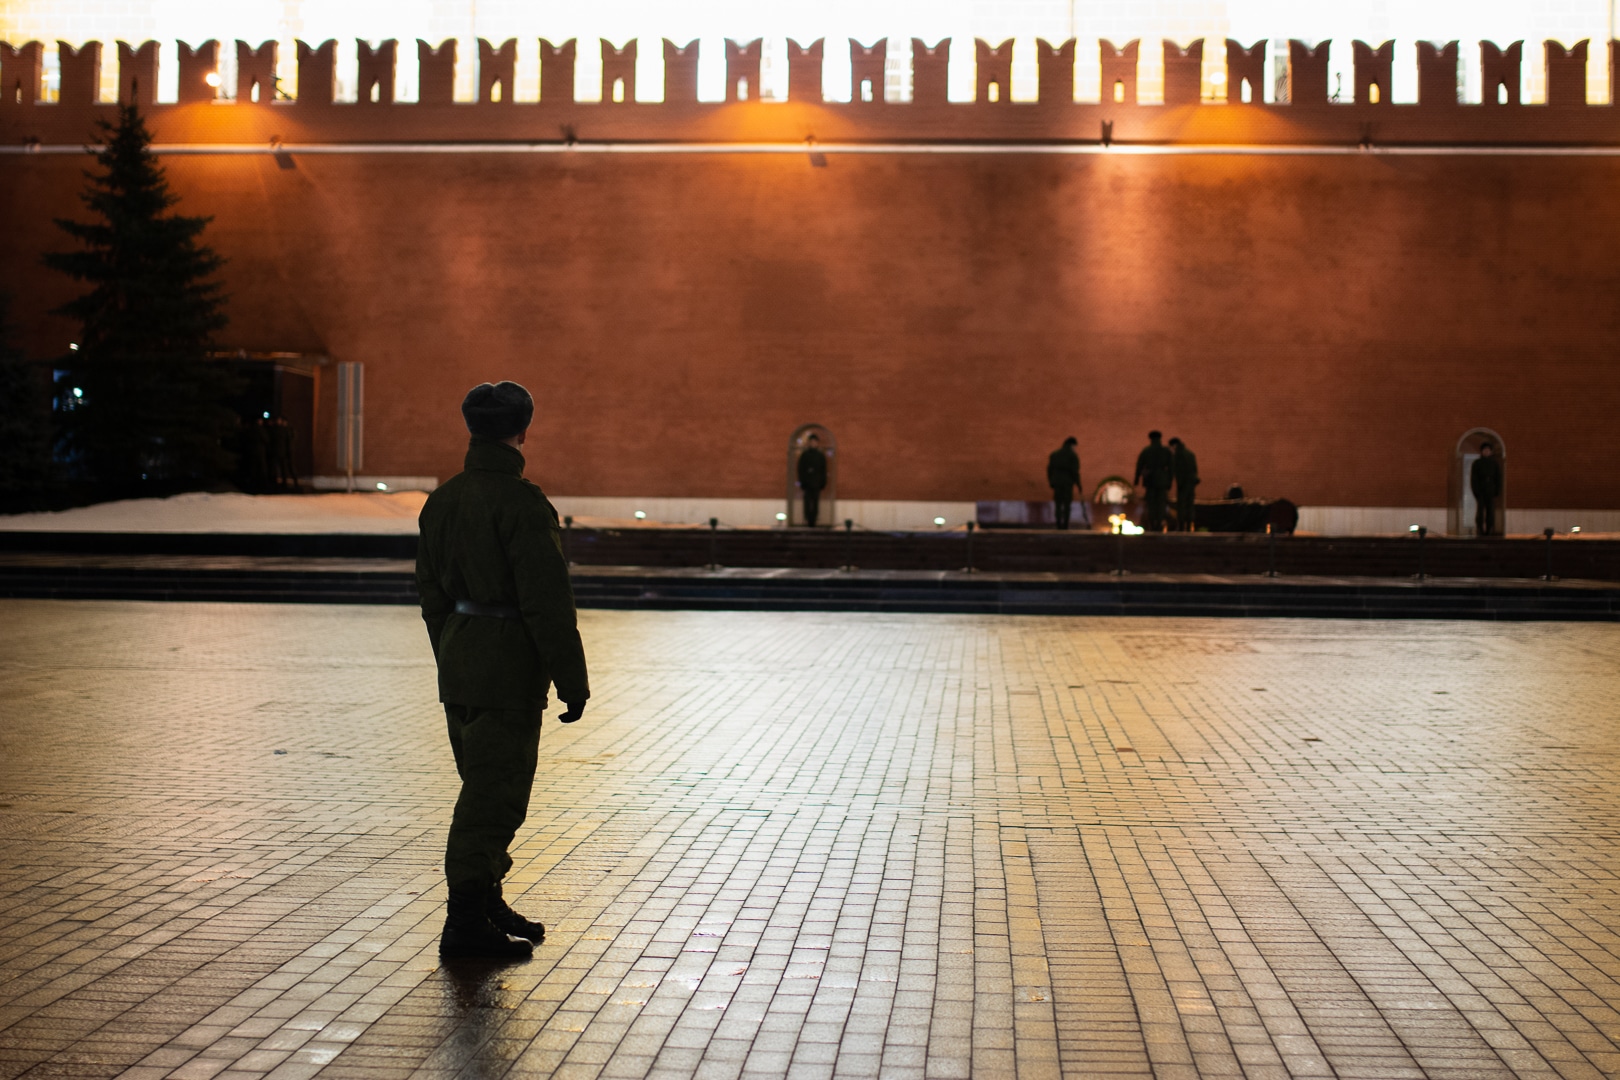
xmin=558 ymin=701 xmax=586 ymax=724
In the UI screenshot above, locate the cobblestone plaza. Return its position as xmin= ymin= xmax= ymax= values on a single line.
xmin=1 ymin=601 xmax=1617 ymax=1079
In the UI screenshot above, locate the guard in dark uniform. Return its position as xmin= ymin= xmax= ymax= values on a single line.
xmin=1134 ymin=430 xmax=1175 ymax=533
xmin=1168 ymin=437 xmax=1199 ymax=532
xmin=416 ymin=381 xmax=590 ymax=959
xmin=269 ymin=416 xmax=297 ymax=490
xmin=1471 ymin=441 xmax=1503 ymax=536
xmin=797 ymin=434 xmax=828 ymax=527
xmin=1047 ymin=437 xmax=1081 ymax=530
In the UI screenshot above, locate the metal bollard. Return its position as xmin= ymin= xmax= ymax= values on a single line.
xmin=1542 ymin=527 xmax=1556 ymax=581
xmin=964 ymin=520 xmax=976 ymax=573
xmin=843 ymin=519 xmax=855 ymax=572
xmin=1411 ymin=524 xmax=1428 ymax=581
xmin=1112 ymin=529 xmax=1127 ymax=576
xmin=708 ymin=517 xmax=720 ymax=570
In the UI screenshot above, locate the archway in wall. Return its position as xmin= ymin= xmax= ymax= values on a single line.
xmin=1448 ymin=427 xmax=1506 ymax=536
xmin=786 ymin=424 xmax=837 ymax=527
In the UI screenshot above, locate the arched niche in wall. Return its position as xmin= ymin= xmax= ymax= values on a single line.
xmin=786 ymin=424 xmax=836 ymax=528
xmin=1448 ymin=426 xmax=1506 ymax=536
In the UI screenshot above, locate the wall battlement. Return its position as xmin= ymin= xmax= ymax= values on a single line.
xmin=8 ymin=36 xmax=1620 ymax=147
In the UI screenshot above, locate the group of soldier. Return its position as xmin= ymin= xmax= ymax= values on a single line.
xmin=1047 ymin=430 xmax=1201 ymax=532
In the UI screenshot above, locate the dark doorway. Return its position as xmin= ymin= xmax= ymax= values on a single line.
xmin=222 ymin=353 xmax=320 ymax=492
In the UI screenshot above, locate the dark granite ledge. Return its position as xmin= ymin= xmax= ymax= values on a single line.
xmin=2 ymin=553 xmax=1615 ymax=620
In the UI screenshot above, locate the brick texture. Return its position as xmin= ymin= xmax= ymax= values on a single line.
xmin=5 ymin=79 xmax=1620 ymax=509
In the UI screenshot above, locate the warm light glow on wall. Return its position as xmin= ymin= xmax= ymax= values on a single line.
xmin=2 ymin=0 xmax=1610 ymax=106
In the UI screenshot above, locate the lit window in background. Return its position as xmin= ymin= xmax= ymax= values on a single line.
xmin=1 ymin=1 xmax=1608 ymax=108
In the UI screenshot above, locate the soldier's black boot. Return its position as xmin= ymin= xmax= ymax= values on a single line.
xmin=487 ymin=881 xmax=545 ymax=944
xmin=440 ymin=887 xmax=534 ymax=960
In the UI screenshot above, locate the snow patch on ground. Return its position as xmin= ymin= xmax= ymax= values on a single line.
xmin=0 ymin=491 xmax=429 ymax=534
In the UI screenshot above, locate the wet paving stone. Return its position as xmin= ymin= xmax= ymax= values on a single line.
xmin=0 ymin=600 xmax=1617 ymax=1079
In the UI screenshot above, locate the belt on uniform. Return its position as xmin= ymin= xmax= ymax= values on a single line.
xmin=453 ymin=599 xmax=522 ymax=619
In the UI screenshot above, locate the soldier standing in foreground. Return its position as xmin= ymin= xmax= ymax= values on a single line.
xmin=1471 ymin=441 xmax=1503 ymax=536
xmin=1168 ymin=437 xmax=1199 ymax=532
xmin=1134 ymin=430 xmax=1175 ymax=533
xmin=797 ymin=433 xmax=828 ymax=527
xmin=1047 ymin=437 xmax=1081 ymax=530
xmin=416 ymin=381 xmax=590 ymax=959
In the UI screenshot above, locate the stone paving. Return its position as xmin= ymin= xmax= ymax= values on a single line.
xmin=0 ymin=602 xmax=1618 ymax=1080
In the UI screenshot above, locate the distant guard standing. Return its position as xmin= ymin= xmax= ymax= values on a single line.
xmin=1471 ymin=441 xmax=1503 ymax=536
xmin=1047 ymin=437 xmax=1081 ymax=530
xmin=416 ymin=381 xmax=590 ymax=959
xmin=1134 ymin=430 xmax=1175 ymax=533
xmin=797 ymin=433 xmax=828 ymax=527
xmin=1168 ymin=437 xmax=1199 ymax=532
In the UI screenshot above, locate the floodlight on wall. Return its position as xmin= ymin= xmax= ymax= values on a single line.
xmin=68 ymin=342 xmax=78 ymax=351
xmin=376 ymin=482 xmax=388 ymax=491
xmin=934 ymin=517 xmax=946 ymax=526
xmin=204 ymin=71 xmax=221 ymax=87
xmin=776 ymin=512 xmax=787 ymax=522
xmin=634 ymin=510 xmax=647 ymax=520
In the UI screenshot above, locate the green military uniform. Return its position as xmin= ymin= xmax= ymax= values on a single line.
xmin=1172 ymin=443 xmax=1199 ymax=532
xmin=1471 ymin=451 xmax=1503 ymax=537
xmin=416 ymin=436 xmax=589 ymax=897
xmin=1134 ymin=438 xmax=1175 ymax=532
xmin=1047 ymin=443 xmax=1081 ymax=530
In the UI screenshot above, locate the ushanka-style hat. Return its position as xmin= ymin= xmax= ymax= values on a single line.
xmin=461 ymin=381 xmax=534 ymax=440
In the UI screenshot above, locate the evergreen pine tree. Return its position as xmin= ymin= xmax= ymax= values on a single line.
xmin=45 ymin=103 xmax=236 ymax=491
xmin=0 ymin=294 xmax=55 ymax=497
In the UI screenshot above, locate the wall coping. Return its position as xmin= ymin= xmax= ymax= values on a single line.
xmin=7 ymin=36 xmax=1620 ymax=147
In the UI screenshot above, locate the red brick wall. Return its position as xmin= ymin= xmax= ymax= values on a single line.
xmin=5 ymin=133 xmax=1619 ymax=507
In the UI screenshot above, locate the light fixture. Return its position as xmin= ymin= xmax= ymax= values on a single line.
xmin=1409 ymin=524 xmax=1420 ymax=533
xmin=1209 ymin=70 xmax=1227 ymax=86
xmin=1571 ymin=526 xmax=1582 ymax=534
xmin=634 ymin=510 xmax=647 ymax=520
xmin=775 ymin=512 xmax=787 ymax=522
xmin=68 ymin=342 xmax=79 ymax=351
xmin=375 ymin=482 xmax=388 ymax=491
xmin=71 ymin=387 xmax=83 ymax=398
xmin=933 ymin=517 xmax=946 ymax=526
xmin=262 ymin=411 xmax=270 ymax=419
xmin=204 ymin=71 xmax=222 ymax=88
